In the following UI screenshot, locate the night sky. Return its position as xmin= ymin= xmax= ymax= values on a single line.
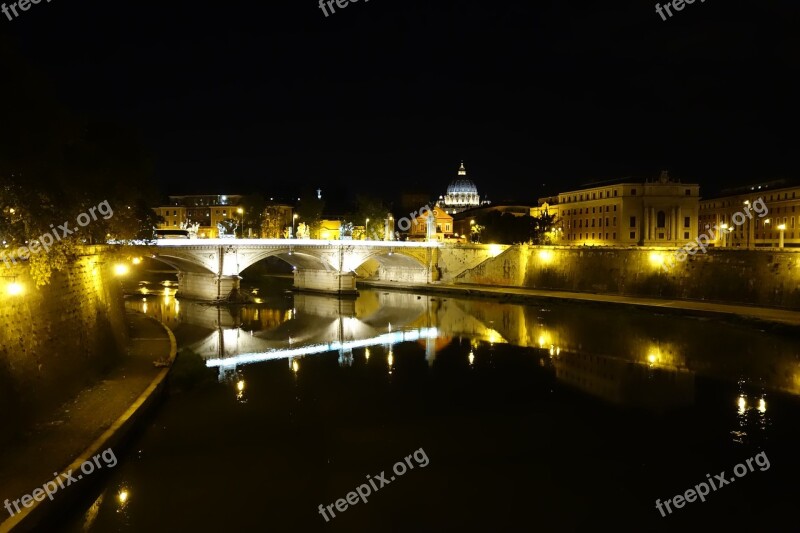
xmin=2 ymin=0 xmax=799 ymax=208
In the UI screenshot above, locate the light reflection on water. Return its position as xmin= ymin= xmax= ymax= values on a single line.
xmin=125 ymin=287 xmax=800 ymax=407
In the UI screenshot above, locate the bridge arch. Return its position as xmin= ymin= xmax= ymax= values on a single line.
xmin=239 ymin=249 xmax=337 ymax=275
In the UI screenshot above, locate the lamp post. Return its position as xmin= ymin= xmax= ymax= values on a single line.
xmin=778 ymin=223 xmax=786 ymax=249
xmin=743 ymin=200 xmax=752 ymax=249
xmin=720 ymin=223 xmax=728 ymax=248
xmin=292 ymin=214 xmax=298 ymax=239
xmin=237 ymin=208 xmax=244 ymax=238
xmin=365 ymin=218 xmax=369 ymax=241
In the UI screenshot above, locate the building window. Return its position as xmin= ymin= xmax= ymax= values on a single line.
xmin=629 ymin=231 xmax=636 ymax=239
xmin=685 ymin=189 xmax=691 ymax=196
xmin=684 ymin=232 xmax=690 ymax=239
xmin=657 ymin=211 xmax=666 ymax=228
xmin=631 ymin=189 xmax=637 ymax=196
xmin=613 ymin=232 xmax=616 ymax=239
xmin=605 ymin=218 xmax=609 ymax=226
xmin=614 ymin=190 xmax=618 ymax=197
xmin=630 ymin=216 xmax=636 ymax=227
xmin=613 ymin=205 xmax=617 ymax=212
xmin=613 ymin=217 xmax=617 ymax=226
xmin=446 ymin=224 xmax=451 ymax=232
xmin=592 ymin=193 xmax=597 ymax=200
xmin=684 ymin=216 xmax=690 ymax=228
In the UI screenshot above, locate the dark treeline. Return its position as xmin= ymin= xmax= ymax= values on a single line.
xmin=0 ymin=38 xmax=160 ymax=285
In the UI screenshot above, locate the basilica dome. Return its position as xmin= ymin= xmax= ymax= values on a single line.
xmin=440 ymin=162 xmax=482 ymax=214
xmin=447 ymin=179 xmax=479 ymax=196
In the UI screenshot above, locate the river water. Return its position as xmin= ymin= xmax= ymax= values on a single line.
xmin=58 ymin=277 xmax=800 ymax=531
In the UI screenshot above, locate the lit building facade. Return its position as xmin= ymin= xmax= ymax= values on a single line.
xmin=439 ymin=162 xmax=488 ymax=215
xmin=553 ymin=171 xmax=700 ymax=247
xmin=157 ymin=195 xmax=245 ymax=238
xmin=698 ymin=182 xmax=800 ymax=248
xmin=408 ymin=207 xmax=454 ymax=241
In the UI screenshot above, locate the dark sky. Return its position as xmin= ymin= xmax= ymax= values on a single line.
xmin=2 ymin=0 xmax=799 ymax=207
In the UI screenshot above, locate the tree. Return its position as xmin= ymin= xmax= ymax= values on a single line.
xmin=349 ymin=195 xmax=391 ymax=240
xmin=262 ymin=205 xmax=286 ymax=239
xmin=295 ymin=189 xmax=325 ymax=239
xmin=0 ymin=42 xmax=161 ymax=284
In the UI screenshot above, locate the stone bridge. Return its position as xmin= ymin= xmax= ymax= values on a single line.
xmin=146 ymin=239 xmax=508 ymax=300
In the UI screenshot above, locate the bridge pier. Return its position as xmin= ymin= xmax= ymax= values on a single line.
xmin=178 ymin=272 xmax=242 ymax=301
xmin=293 ymin=269 xmax=358 ymax=295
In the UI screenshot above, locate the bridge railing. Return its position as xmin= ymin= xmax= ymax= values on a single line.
xmin=153 ymin=239 xmax=443 ymax=248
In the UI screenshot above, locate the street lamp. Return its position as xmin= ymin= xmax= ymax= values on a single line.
xmin=743 ymin=200 xmax=752 ymax=249
xmin=720 ymin=223 xmax=728 ymax=248
xmin=292 ymin=214 xmax=298 ymax=239
xmin=237 ymin=208 xmax=244 ymax=238
xmin=778 ymin=223 xmax=786 ymax=249
xmin=365 ymin=218 xmax=370 ymax=241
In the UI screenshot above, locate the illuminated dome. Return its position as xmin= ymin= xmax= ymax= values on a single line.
xmin=441 ymin=162 xmax=481 ymax=214
xmin=447 ymin=179 xmax=478 ymax=196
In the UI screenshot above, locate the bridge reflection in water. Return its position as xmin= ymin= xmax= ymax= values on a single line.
xmin=127 ymin=284 xmax=800 ymax=413
xmin=130 ymin=286 xmax=790 ymax=412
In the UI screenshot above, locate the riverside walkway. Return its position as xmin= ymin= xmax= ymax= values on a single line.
xmin=0 ymin=311 xmax=176 ymax=532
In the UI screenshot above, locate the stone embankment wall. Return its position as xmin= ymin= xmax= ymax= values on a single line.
xmin=0 ymin=253 xmax=128 ymax=442
xmin=453 ymin=245 xmax=800 ymax=309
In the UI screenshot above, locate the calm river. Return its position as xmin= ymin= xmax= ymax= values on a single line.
xmin=57 ymin=276 xmax=800 ymax=532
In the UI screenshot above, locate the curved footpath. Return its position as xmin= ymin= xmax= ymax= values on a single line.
xmin=0 ymin=311 xmax=177 ymax=533
xmin=363 ymin=281 xmax=800 ymax=327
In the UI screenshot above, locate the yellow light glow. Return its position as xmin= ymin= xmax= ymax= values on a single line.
xmin=488 ymin=244 xmax=503 ymax=258
xmin=387 ymin=352 xmax=394 ymax=367
xmin=364 ymin=348 xmax=370 ymax=361
xmin=114 ymin=264 xmax=129 ymax=276
xmin=647 ymin=353 xmax=658 ymax=364
xmin=292 ymin=360 xmax=299 ymax=373
xmin=236 ymin=380 xmax=245 ymax=392
xmin=649 ymin=252 xmax=665 ymax=267
xmin=132 ymin=257 xmax=142 ymax=265
xmin=758 ymin=398 xmax=766 ymax=413
xmin=738 ymin=395 xmax=747 ymax=415
xmin=7 ymin=282 xmax=23 ymax=296
xmin=538 ymin=250 xmax=554 ymax=263
xmin=778 ymin=224 xmax=786 ymax=231
xmin=468 ymin=351 xmax=475 ymax=365
xmin=118 ymin=490 xmax=129 ymax=504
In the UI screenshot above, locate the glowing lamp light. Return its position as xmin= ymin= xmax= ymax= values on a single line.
xmin=292 ymin=360 xmax=300 ymax=373
xmin=777 ymin=224 xmax=786 ymax=231
xmin=132 ymin=257 xmax=142 ymax=265
xmin=538 ymin=250 xmax=554 ymax=263
xmin=738 ymin=395 xmax=747 ymax=415
xmin=114 ymin=264 xmax=130 ymax=276
xmin=236 ymin=380 xmax=245 ymax=392
xmin=118 ymin=489 xmax=129 ymax=504
xmin=488 ymin=244 xmax=503 ymax=258
xmin=7 ymin=282 xmax=23 ymax=296
xmin=647 ymin=353 xmax=658 ymax=365
xmin=758 ymin=398 xmax=767 ymax=413
xmin=649 ymin=252 xmax=666 ymax=268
